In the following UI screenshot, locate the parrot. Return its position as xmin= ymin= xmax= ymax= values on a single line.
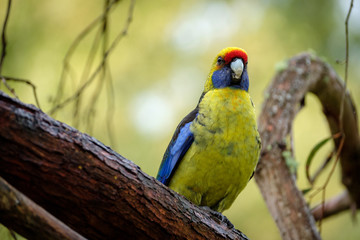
xmin=156 ymin=47 xmax=261 ymax=213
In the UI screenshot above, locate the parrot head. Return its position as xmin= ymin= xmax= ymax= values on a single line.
xmin=204 ymin=47 xmax=249 ymax=92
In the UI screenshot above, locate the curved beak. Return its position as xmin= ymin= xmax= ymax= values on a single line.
xmin=230 ymin=58 xmax=244 ymax=79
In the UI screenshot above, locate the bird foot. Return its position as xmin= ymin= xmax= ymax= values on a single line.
xmin=200 ymin=206 xmax=234 ymax=229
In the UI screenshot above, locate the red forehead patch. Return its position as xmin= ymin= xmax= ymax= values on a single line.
xmin=224 ymin=49 xmax=248 ymax=64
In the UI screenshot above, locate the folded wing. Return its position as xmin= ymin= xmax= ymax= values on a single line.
xmin=156 ymin=108 xmax=198 ymax=185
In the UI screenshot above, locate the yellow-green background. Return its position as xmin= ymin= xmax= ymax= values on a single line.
xmin=1 ymin=0 xmax=360 ymax=239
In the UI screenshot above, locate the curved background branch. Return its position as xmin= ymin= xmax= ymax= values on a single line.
xmin=255 ymin=53 xmax=359 ymax=240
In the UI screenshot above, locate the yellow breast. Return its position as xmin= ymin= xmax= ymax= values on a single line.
xmin=169 ymin=88 xmax=260 ymax=212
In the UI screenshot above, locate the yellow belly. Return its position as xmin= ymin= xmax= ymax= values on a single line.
xmin=168 ymin=88 xmax=261 ymax=212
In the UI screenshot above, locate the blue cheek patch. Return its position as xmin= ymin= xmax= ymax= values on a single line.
xmin=240 ymin=69 xmax=249 ymax=91
xmin=212 ymin=67 xmax=232 ymax=88
xmin=212 ymin=66 xmax=250 ymax=91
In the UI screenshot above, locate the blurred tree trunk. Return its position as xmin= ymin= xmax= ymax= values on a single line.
xmin=255 ymin=53 xmax=359 ymax=240
xmin=0 ymin=53 xmax=359 ymax=240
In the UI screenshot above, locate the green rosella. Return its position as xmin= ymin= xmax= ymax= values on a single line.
xmin=157 ymin=47 xmax=261 ymax=213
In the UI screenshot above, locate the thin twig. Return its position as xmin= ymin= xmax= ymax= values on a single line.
xmin=84 ymin=0 xmax=110 ymax=131
xmin=103 ymin=0 xmax=116 ymax=146
xmin=312 ymin=191 xmax=351 ymax=221
xmin=105 ymin=65 xmax=116 ymax=146
xmin=310 ymin=151 xmax=334 ymax=184
xmin=0 ymin=0 xmax=42 ymax=109
xmin=49 ymin=0 xmax=135 ymax=115
xmin=339 ymin=0 xmax=354 ymax=132
xmin=51 ymin=0 xmax=120 ymax=113
xmin=318 ymin=136 xmax=345 ymax=233
xmin=0 ymin=0 xmax=12 ymax=73
xmin=73 ymin=25 xmax=105 ymax=128
xmin=1 ymin=75 xmax=41 ymax=108
xmin=306 ymin=132 xmax=342 ymax=185
xmin=1 ymin=76 xmax=18 ymax=99
xmin=85 ymin=74 xmax=105 ymax=134
xmin=314 ymin=0 xmax=354 ymax=233
xmin=85 ymin=1 xmax=110 ymax=134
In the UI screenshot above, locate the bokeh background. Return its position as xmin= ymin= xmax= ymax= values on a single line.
xmin=1 ymin=0 xmax=360 ymax=239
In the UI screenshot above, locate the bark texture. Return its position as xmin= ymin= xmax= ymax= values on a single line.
xmin=0 ymin=91 xmax=247 ymax=240
xmin=255 ymin=53 xmax=359 ymax=240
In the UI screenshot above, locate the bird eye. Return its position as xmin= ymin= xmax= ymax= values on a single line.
xmin=217 ymin=57 xmax=225 ymax=65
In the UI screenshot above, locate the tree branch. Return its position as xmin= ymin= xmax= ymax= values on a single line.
xmin=311 ymin=191 xmax=351 ymax=221
xmin=0 ymin=90 xmax=248 ymax=240
xmin=255 ymin=53 xmax=359 ymax=240
xmin=0 ymin=0 xmax=11 ymax=73
xmin=0 ymin=176 xmax=86 ymax=240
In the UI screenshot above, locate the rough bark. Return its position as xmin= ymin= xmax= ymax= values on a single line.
xmin=0 ymin=91 xmax=248 ymax=240
xmin=0 ymin=176 xmax=86 ymax=240
xmin=255 ymin=53 xmax=359 ymax=240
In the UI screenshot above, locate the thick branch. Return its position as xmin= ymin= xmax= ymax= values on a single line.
xmin=255 ymin=53 xmax=360 ymax=240
xmin=309 ymin=62 xmax=360 ymax=206
xmin=0 ymin=176 xmax=86 ymax=240
xmin=0 ymin=91 xmax=247 ymax=240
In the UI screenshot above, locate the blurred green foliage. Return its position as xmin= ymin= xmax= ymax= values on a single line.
xmin=1 ymin=0 xmax=360 ymax=239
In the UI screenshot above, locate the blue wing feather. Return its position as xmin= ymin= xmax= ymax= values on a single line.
xmin=156 ymin=108 xmax=198 ymax=185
